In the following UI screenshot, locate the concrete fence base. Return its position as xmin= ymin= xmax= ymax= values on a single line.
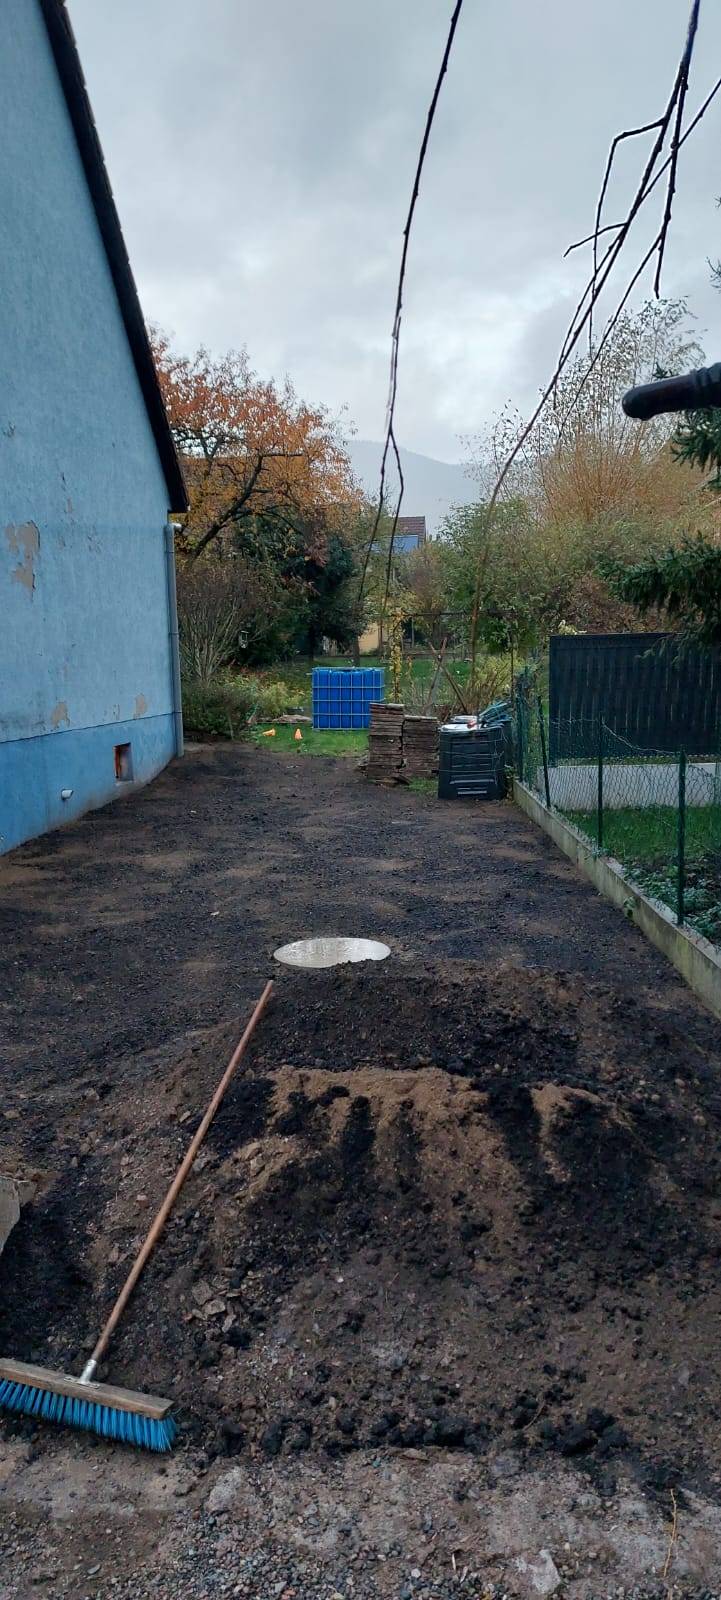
xmin=541 ymin=759 xmax=721 ymax=811
xmin=513 ymin=777 xmax=721 ymax=1022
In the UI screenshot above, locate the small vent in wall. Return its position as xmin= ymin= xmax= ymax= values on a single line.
xmin=114 ymin=743 xmax=133 ymax=782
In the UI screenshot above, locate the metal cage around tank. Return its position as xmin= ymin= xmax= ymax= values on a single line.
xmin=311 ymin=667 xmax=385 ymax=730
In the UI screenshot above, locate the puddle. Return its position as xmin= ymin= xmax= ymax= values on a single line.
xmin=273 ymin=937 xmax=391 ymax=969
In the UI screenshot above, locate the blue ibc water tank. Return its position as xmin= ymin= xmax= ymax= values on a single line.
xmin=312 ymin=666 xmax=385 ymax=730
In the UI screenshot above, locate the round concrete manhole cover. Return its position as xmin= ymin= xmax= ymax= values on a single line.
xmin=273 ymin=937 xmax=391 ymax=969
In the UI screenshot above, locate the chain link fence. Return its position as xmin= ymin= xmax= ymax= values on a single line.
xmin=515 ymin=673 xmax=721 ymax=948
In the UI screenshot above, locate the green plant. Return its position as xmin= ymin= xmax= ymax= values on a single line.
xmin=564 ymin=801 xmax=721 ymax=946
xmin=632 ymin=865 xmax=721 ymax=944
xmin=181 ymin=673 xmax=293 ymax=738
xmin=182 ymin=677 xmax=254 ymax=738
xmin=254 ymin=679 xmax=291 ymax=719
xmin=388 ymin=604 xmax=406 ymax=701
xmin=673 ymin=258 xmax=721 ymax=490
xmin=603 ymin=535 xmax=721 ymax=648
xmin=457 ymin=300 xmax=711 ymax=661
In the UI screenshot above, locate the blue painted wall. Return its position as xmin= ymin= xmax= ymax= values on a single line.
xmin=0 ymin=0 xmax=178 ymax=855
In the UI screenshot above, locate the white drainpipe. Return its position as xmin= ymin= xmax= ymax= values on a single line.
xmin=164 ymin=522 xmax=184 ymax=758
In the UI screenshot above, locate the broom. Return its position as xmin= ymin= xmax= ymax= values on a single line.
xmin=0 ymin=981 xmax=274 ymax=1452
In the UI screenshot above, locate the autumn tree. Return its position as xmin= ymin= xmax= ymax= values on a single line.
xmin=454 ymin=301 xmax=717 ymax=652
xmin=472 ymin=301 xmax=705 ymax=532
xmin=152 ymin=331 xmax=360 ymax=562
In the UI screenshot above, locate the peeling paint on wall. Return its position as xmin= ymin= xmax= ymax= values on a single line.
xmin=50 ymin=700 xmax=70 ymax=730
xmin=134 ymin=693 xmax=148 ymax=718
xmin=5 ymin=521 xmax=39 ymax=594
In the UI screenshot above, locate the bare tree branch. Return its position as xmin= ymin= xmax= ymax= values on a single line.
xmin=189 ymin=454 xmax=266 ymax=563
xmin=590 ymin=119 xmax=664 ymax=340
xmin=564 ymin=221 xmax=624 ymax=258
xmin=654 ymin=0 xmax=701 ymax=295
xmin=564 ymin=73 xmax=721 ymax=259
xmin=382 ymin=428 xmax=406 ymax=614
xmin=469 ymin=0 xmax=711 ymax=676
xmin=357 ymin=0 xmax=466 ymax=608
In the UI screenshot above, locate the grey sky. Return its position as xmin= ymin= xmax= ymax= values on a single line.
xmin=69 ymin=0 xmax=721 ymax=463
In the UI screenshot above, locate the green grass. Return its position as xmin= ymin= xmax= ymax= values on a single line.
xmin=566 ymin=803 xmax=721 ymax=863
xmin=566 ymin=803 xmax=721 ymax=944
xmin=249 ymin=722 xmax=367 ymax=757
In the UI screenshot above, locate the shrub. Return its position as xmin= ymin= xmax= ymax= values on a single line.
xmin=182 ymin=674 xmax=292 ymax=738
xmin=255 ymin=679 xmax=291 ymax=719
xmin=177 ymin=558 xmax=294 ymax=682
xmin=182 ymin=677 xmax=254 ymax=738
xmin=181 ymin=678 xmax=239 ymax=738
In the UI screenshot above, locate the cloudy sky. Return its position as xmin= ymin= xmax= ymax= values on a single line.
xmin=69 ymin=0 xmax=721 ymax=463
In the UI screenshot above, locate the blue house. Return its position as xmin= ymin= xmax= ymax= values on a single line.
xmin=392 ymin=516 xmax=427 ymax=553
xmin=0 ymin=0 xmax=188 ymax=856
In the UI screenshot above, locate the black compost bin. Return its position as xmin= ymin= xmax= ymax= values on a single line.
xmin=438 ymin=722 xmax=508 ymax=801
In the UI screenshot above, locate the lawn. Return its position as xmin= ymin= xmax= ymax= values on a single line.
xmin=566 ymin=802 xmax=721 ymax=862
xmin=566 ymin=802 xmax=721 ymax=944
xmin=249 ymin=722 xmax=367 ymax=757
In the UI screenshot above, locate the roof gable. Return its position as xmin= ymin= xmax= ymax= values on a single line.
xmin=38 ymin=0 xmax=187 ymax=512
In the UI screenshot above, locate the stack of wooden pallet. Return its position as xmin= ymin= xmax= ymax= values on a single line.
xmin=402 ymin=715 xmax=439 ymax=779
xmin=367 ymin=702 xmax=405 ymax=781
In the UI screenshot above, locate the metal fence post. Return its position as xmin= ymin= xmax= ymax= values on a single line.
xmin=516 ymin=693 xmax=525 ymax=784
xmin=537 ymin=694 xmax=551 ymax=808
xmin=677 ymin=748 xmax=686 ymax=926
xmin=597 ymin=716 xmax=604 ymax=848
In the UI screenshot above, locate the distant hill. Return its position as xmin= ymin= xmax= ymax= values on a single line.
xmin=347 ymin=439 xmax=477 ymax=537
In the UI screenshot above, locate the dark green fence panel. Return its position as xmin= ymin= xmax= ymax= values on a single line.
xmin=548 ymin=634 xmax=721 ymax=762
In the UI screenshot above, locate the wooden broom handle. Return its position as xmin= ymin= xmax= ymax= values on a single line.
xmin=88 ymin=981 xmax=274 ymax=1371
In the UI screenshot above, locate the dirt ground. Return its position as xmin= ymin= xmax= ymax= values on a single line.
xmin=2 ymin=745 xmax=721 ymax=1599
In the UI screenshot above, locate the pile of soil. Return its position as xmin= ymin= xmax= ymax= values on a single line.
xmin=2 ymin=959 xmax=721 ymax=1486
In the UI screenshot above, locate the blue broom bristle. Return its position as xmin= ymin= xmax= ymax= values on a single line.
xmin=0 ymin=1378 xmax=176 ymax=1452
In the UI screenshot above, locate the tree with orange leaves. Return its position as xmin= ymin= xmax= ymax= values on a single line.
xmin=151 ymin=330 xmax=360 ymax=562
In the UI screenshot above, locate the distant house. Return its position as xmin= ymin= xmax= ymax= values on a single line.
xmin=0 ymin=0 xmax=188 ymax=855
xmin=392 ymin=516 xmax=427 ymax=553
xmin=359 ymin=516 xmax=428 ymax=654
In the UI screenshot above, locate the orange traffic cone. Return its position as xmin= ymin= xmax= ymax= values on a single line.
xmin=262 ymin=728 xmax=276 ymax=737
xmin=294 ymin=728 xmax=303 ymax=741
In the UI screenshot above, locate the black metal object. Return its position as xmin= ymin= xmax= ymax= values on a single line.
xmin=438 ymin=725 xmax=507 ymax=801
xmin=516 ymin=700 xmax=525 ymax=785
xmin=597 ymin=715 xmax=604 ymax=848
xmin=623 ymin=361 xmax=721 ymax=420
xmin=677 ymin=749 xmax=687 ymax=926
xmin=537 ymin=695 xmax=551 ymax=808
xmin=548 ymin=634 xmax=721 ymax=762
xmin=481 ymin=701 xmax=514 ymax=771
